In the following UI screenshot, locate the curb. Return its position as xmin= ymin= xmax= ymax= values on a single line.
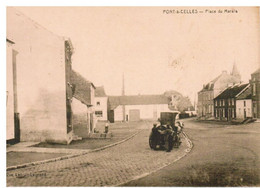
xmin=7 ymin=129 xmax=143 ymax=171
xmin=114 ymin=131 xmax=194 ymax=187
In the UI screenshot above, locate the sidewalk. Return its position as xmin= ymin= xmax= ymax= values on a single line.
xmin=7 ymin=120 xmax=149 ymax=168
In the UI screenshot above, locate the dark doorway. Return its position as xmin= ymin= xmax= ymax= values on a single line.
xmin=244 ymin=109 xmax=247 ymax=119
xmin=108 ymin=110 xmax=114 ymax=123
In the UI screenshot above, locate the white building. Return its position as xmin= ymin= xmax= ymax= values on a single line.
xmin=108 ymin=95 xmax=171 ymax=122
xmin=236 ymin=85 xmax=252 ymax=120
xmin=94 ymin=86 xmax=108 ymax=121
xmin=6 ymin=39 xmax=18 ymax=144
xmin=7 ymin=8 xmax=74 ymax=144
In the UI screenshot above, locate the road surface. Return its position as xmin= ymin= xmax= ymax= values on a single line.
xmin=6 ymin=121 xmax=190 ymax=186
xmin=124 ymin=119 xmax=260 ymax=186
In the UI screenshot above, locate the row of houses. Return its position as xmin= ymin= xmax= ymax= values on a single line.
xmin=197 ymin=64 xmax=260 ymax=121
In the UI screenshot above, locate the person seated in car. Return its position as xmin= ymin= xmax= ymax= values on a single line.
xmin=175 ymin=121 xmax=184 ymax=133
xmin=165 ymin=123 xmax=173 ymax=134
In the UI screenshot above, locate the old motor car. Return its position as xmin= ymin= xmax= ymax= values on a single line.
xmin=149 ymin=112 xmax=183 ymax=152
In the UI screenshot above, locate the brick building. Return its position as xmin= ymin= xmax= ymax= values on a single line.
xmin=214 ymin=83 xmax=249 ymax=121
xmin=197 ymin=64 xmax=241 ymax=119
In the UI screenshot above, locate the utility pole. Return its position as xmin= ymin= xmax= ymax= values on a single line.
xmin=122 ymin=73 xmax=125 ymax=96
xmin=122 ymin=73 xmax=126 ymax=122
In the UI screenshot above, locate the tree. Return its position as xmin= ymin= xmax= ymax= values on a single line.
xmin=164 ymin=90 xmax=194 ymax=112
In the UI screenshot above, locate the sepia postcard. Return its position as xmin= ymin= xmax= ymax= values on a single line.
xmin=6 ymin=6 xmax=260 ymax=186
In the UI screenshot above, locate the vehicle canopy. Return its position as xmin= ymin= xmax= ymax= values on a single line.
xmin=160 ymin=112 xmax=178 ymax=126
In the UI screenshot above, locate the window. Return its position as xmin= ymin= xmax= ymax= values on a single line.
xmin=244 ymin=101 xmax=246 ymax=107
xmin=95 ymin=111 xmax=103 ymax=117
xmin=96 ymin=101 xmax=100 ymax=106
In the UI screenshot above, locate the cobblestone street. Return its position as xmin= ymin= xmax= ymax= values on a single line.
xmin=6 ymin=121 xmax=191 ymax=186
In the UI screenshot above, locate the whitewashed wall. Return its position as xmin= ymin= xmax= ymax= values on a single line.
xmin=7 ymin=8 xmax=69 ymax=144
xmin=114 ymin=105 xmax=124 ymax=121
xmin=236 ymin=99 xmax=252 ymax=119
xmin=113 ymin=104 xmax=170 ymax=121
xmin=72 ymin=98 xmax=89 ymax=115
xmin=6 ymin=42 xmax=15 ymax=141
xmin=125 ymin=104 xmax=170 ymax=120
xmin=94 ymin=97 xmax=108 ymax=121
xmin=71 ymin=97 xmax=90 ymax=133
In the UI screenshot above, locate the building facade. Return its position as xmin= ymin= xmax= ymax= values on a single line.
xmin=236 ymin=86 xmax=252 ymax=120
xmin=94 ymin=86 xmax=108 ymax=121
xmin=250 ymin=68 xmax=260 ymax=118
xmin=197 ymin=64 xmax=241 ymax=119
xmin=6 ymin=39 xmax=19 ymax=144
xmin=71 ymin=70 xmax=96 ymax=135
xmin=214 ymin=83 xmax=249 ymax=121
xmin=108 ymin=95 xmax=171 ymax=122
xmin=7 ymin=8 xmax=74 ymax=144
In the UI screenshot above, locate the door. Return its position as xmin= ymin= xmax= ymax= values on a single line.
xmin=108 ymin=110 xmax=114 ymax=123
xmin=244 ymin=109 xmax=247 ymax=119
xmin=227 ymin=109 xmax=231 ymax=121
xmin=66 ymin=99 xmax=73 ymax=133
xmin=90 ymin=113 xmax=93 ymax=132
xmin=129 ymin=109 xmax=140 ymax=122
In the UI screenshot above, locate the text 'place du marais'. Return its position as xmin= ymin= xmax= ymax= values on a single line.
xmin=6 ymin=7 xmax=260 ymax=187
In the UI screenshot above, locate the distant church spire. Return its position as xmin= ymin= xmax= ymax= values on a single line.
xmin=231 ymin=62 xmax=241 ymax=81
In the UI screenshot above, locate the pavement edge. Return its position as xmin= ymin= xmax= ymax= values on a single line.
xmin=6 ymin=129 xmax=143 ymax=171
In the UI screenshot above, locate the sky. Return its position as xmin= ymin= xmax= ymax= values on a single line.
xmin=14 ymin=7 xmax=260 ymax=103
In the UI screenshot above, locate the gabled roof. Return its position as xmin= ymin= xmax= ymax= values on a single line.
xmin=236 ymin=86 xmax=252 ymax=100
xmin=71 ymin=70 xmax=95 ymax=106
xmin=199 ymin=74 xmax=222 ymax=92
xmin=214 ymin=83 xmax=249 ymax=100
xmin=95 ymin=86 xmax=107 ymax=97
xmin=108 ymin=95 xmax=170 ymax=110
